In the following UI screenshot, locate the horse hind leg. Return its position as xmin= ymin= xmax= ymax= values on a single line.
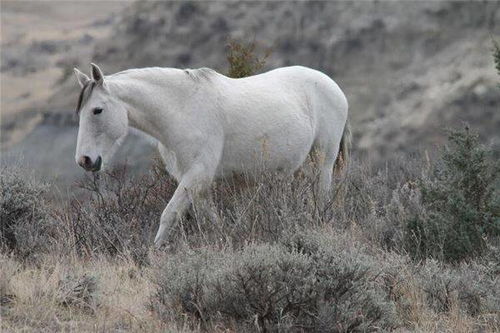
xmin=310 ymin=139 xmax=340 ymax=198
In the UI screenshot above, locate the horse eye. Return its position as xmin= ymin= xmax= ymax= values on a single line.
xmin=93 ymin=107 xmax=103 ymax=115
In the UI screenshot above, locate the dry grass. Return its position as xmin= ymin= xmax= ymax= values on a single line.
xmin=2 ymin=236 xmax=498 ymax=332
xmin=387 ymin=265 xmax=498 ymax=333
xmin=0 ymin=253 xmax=188 ymax=332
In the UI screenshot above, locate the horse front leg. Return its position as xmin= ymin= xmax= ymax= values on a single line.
xmin=154 ymin=163 xmax=213 ymax=247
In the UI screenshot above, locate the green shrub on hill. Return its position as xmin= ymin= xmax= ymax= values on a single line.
xmin=405 ymin=127 xmax=500 ymax=263
xmin=226 ymin=39 xmax=270 ymax=78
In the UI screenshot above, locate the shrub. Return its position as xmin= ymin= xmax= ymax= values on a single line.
xmin=338 ymin=155 xmax=424 ymax=251
xmin=281 ymin=232 xmax=398 ymax=332
xmin=416 ymin=260 xmax=499 ymax=317
xmin=55 ymin=160 xmax=333 ymax=261
xmin=404 ymin=127 xmax=500 ymax=263
xmin=57 ymin=273 xmax=99 ymax=312
xmin=176 ymin=169 xmax=339 ymax=250
xmin=226 ymin=39 xmax=270 ymax=78
xmin=0 ymin=168 xmax=55 ymax=260
xmin=378 ymin=253 xmax=500 ymax=331
xmin=151 ymin=231 xmax=397 ymax=332
xmin=54 ymin=165 xmax=176 ymax=263
xmin=493 ymin=39 xmax=500 ymax=77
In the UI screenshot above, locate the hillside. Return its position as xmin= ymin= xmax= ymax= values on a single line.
xmin=1 ymin=1 xmax=499 ymax=184
xmin=70 ymin=1 xmax=500 ymax=158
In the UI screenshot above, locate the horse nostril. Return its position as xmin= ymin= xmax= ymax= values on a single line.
xmin=78 ymin=155 xmax=93 ymax=170
xmin=94 ymin=156 xmax=102 ymax=171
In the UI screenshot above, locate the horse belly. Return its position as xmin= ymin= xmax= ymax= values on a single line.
xmin=218 ymin=107 xmax=315 ymax=177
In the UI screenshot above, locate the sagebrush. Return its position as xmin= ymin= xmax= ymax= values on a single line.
xmin=0 ymin=168 xmax=55 ymax=260
xmin=151 ymin=231 xmax=398 ymax=332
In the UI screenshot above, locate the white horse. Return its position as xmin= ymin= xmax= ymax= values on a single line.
xmin=73 ymin=63 xmax=350 ymax=247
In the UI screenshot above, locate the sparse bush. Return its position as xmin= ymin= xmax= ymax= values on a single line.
xmin=404 ymin=127 xmax=500 ymax=263
xmin=416 ymin=259 xmax=499 ymax=317
xmin=177 ymin=169 xmax=338 ymax=250
xmin=0 ymin=168 xmax=56 ymax=260
xmin=338 ymin=155 xmax=424 ymax=250
xmin=54 ymin=166 xmax=176 ymax=263
xmin=57 ymin=273 xmax=99 ymax=312
xmin=226 ymin=39 xmax=270 ymax=78
xmin=151 ymin=231 xmax=397 ymax=332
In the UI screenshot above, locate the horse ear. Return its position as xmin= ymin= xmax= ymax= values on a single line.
xmin=90 ymin=63 xmax=104 ymax=85
xmin=74 ymin=68 xmax=90 ymax=88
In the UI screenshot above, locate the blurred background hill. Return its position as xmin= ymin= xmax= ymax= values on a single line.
xmin=1 ymin=1 xmax=499 ymax=187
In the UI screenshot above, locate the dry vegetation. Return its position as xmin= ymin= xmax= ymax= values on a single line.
xmin=1 ymin=42 xmax=499 ymax=332
xmin=1 ymin=127 xmax=499 ymax=332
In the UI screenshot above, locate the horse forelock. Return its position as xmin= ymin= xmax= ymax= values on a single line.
xmin=76 ymin=81 xmax=96 ymax=114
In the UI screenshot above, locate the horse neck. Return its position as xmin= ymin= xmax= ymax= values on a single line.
xmin=107 ymin=69 xmax=192 ymax=142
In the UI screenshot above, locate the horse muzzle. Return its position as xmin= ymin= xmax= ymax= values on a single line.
xmin=77 ymin=155 xmax=102 ymax=172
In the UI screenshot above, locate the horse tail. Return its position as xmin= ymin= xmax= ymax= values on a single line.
xmin=335 ymin=117 xmax=351 ymax=174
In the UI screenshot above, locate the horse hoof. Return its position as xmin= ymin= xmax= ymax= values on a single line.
xmin=154 ymin=239 xmax=163 ymax=249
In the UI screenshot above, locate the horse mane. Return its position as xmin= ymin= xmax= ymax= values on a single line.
xmin=76 ymin=68 xmax=216 ymax=114
xmin=76 ymin=81 xmax=96 ymax=114
xmin=183 ymin=68 xmax=215 ymax=82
